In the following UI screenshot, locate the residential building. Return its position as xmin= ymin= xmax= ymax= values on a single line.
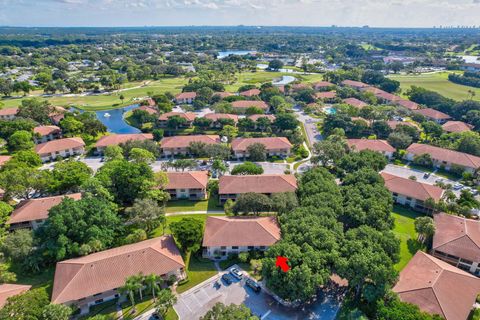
xmin=49 ymin=106 xmax=67 ymax=125
xmin=386 ymin=120 xmax=419 ymax=130
xmin=0 ymin=107 xmax=18 ymax=120
xmin=203 ymin=113 xmax=238 ymax=127
xmin=405 ymin=143 xmax=480 ymax=173
xmin=313 ymin=81 xmax=334 ymax=90
xmin=347 ymin=139 xmax=396 ymax=159
xmin=175 ymin=92 xmax=196 ymax=104
xmin=135 ymin=105 xmax=158 ymax=115
xmin=8 ymin=193 xmax=82 ymax=230
xmin=94 ymin=133 xmax=154 ymax=154
xmin=203 ymin=216 xmax=281 ymax=259
xmin=231 ymin=100 xmax=269 ymax=114
xmin=231 ymin=137 xmax=292 ymax=159
xmin=160 ymin=135 xmax=221 ymax=157
xmin=0 ymin=156 xmax=11 ymax=167
xmin=51 ymin=236 xmax=186 ymax=314
xmin=35 ymin=137 xmax=85 ymax=163
xmin=213 ymin=92 xmax=233 ymax=99
xmin=239 ymin=88 xmax=261 ymax=97
xmin=432 ymin=213 xmax=480 ymax=275
xmin=166 ymin=171 xmax=209 ymax=200
xmin=462 ymin=63 xmax=480 ymax=72
xmin=248 ymin=114 xmax=276 ymax=122
xmin=315 ymin=91 xmax=337 ymax=101
xmin=414 ymin=108 xmax=451 ymax=124
xmin=218 ymin=174 xmax=297 ymax=203
xmin=157 ymin=112 xmax=196 ymax=128
xmin=342 ymin=98 xmax=368 ymax=109
xmin=396 ymin=99 xmax=420 ymax=110
xmin=33 ymin=125 xmax=62 ymax=144
xmin=341 ymin=80 xmax=370 ymax=90
xmin=393 ymin=251 xmax=480 ymax=320
xmin=0 ymin=284 xmax=31 ymax=309
xmin=380 ymin=172 xmax=444 ymax=213
xmin=442 ymin=121 xmax=473 ymax=133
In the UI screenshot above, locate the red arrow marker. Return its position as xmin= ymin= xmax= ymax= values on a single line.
xmin=275 ymin=256 xmax=290 ymax=272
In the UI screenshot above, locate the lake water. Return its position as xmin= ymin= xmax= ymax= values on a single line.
xmin=272 ymin=75 xmax=296 ymax=85
xmin=95 ymin=104 xmax=141 ymax=134
xmin=218 ymin=50 xmax=256 ymax=59
xmin=461 ymin=55 xmax=480 ymax=63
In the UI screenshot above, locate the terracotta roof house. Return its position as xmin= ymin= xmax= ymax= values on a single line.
xmin=157 ymin=112 xmax=196 ymax=128
xmin=218 ymin=174 xmax=297 ymax=203
xmin=231 ymin=100 xmax=269 ymax=114
xmin=341 ymin=80 xmax=370 ymax=90
xmin=442 ymin=121 xmax=473 ymax=133
xmin=343 ymin=98 xmax=368 ymax=109
xmin=0 ymin=284 xmax=31 ymax=309
xmin=0 ymin=156 xmax=12 ymax=167
xmin=248 ymin=114 xmax=276 ymax=122
xmin=49 ymin=106 xmax=67 ymax=124
xmin=94 ymin=133 xmax=154 ymax=154
xmin=8 ymin=193 xmax=82 ymax=230
xmin=405 ymin=143 xmax=480 ymax=173
xmin=432 ymin=213 xmax=480 ymax=275
xmin=35 ymin=137 xmax=85 ymax=163
xmin=291 ymin=83 xmax=310 ymax=91
xmin=396 ymin=99 xmax=420 ymax=110
xmin=380 ymin=172 xmax=444 ymax=213
xmin=160 ymin=135 xmax=221 ymax=157
xmin=213 ymin=92 xmax=233 ymax=99
xmin=393 ymin=251 xmax=480 ymax=320
xmin=315 ymin=91 xmax=337 ymax=101
xmin=0 ymin=107 xmax=18 ymax=120
xmin=166 ymin=171 xmax=209 ymax=200
xmin=135 ymin=105 xmax=158 ymax=115
xmin=231 ymin=137 xmax=292 ymax=159
xmin=33 ymin=125 xmax=62 ymax=144
xmin=386 ymin=120 xmax=419 ymax=130
xmin=204 ymin=113 xmax=238 ymax=127
xmin=313 ymin=81 xmax=334 ymax=90
xmin=203 ymin=216 xmax=281 ymax=259
xmin=239 ymin=88 xmax=261 ymax=97
xmin=414 ymin=108 xmax=451 ymax=124
xmin=175 ymin=92 xmax=196 ymax=104
xmin=347 ymin=139 xmax=396 ymax=159
xmin=373 ymin=90 xmax=402 ymax=104
xmin=51 ymin=236 xmax=185 ymax=313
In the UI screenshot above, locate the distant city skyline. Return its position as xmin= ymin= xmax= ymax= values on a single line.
xmin=0 ymin=0 xmax=479 ymax=28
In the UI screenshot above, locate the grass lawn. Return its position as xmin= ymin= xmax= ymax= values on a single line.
xmin=80 ymin=298 xmax=119 ymax=320
xmin=224 ymin=71 xmax=323 ymax=92
xmin=165 ymin=196 xmax=222 ymax=214
xmin=176 ymin=252 xmax=218 ymax=294
xmin=389 ymin=71 xmax=480 ymax=102
xmin=150 ymin=213 xmax=225 ymax=238
xmin=391 ymin=205 xmax=425 ymax=271
xmin=121 ymin=294 xmax=156 ymax=320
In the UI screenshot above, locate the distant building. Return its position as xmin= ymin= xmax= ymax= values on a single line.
xmin=94 ymin=133 xmax=154 ymax=154
xmin=33 ymin=126 xmax=62 ymax=144
xmin=231 ymin=137 xmax=292 ymax=159
xmin=218 ymin=174 xmax=297 ymax=203
xmin=461 ymin=63 xmax=480 ymax=72
xmin=0 ymin=156 xmax=12 ymax=167
xmin=160 ymin=135 xmax=221 ymax=157
xmin=414 ymin=108 xmax=451 ymax=124
xmin=203 ymin=113 xmax=238 ymax=127
xmin=442 ymin=121 xmax=473 ymax=133
xmin=239 ymin=88 xmax=261 ymax=97
xmin=347 ymin=139 xmax=396 ymax=159
xmin=395 ymin=99 xmax=420 ymax=110
xmin=342 ymin=98 xmax=368 ymax=109
xmin=0 ymin=107 xmax=18 ymax=120
xmin=315 ymin=91 xmax=337 ymax=101
xmin=386 ymin=121 xmax=419 ymax=130
xmin=231 ymin=100 xmax=269 ymax=114
xmin=35 ymin=137 xmax=85 ymax=163
xmin=213 ymin=92 xmax=233 ymax=99
xmin=203 ymin=216 xmax=281 ymax=260
xmin=313 ymin=81 xmax=334 ymax=91
xmin=157 ymin=112 xmax=196 ymax=128
xmin=341 ymin=80 xmax=370 ymax=90
xmin=0 ymin=284 xmax=31 ymax=309
xmin=393 ymin=251 xmax=480 ymax=320
xmin=175 ymin=92 xmax=196 ymax=104
xmin=165 ymin=171 xmax=209 ymax=200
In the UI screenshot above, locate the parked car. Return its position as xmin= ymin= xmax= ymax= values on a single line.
xmin=423 ymin=172 xmax=431 ymax=179
xmin=222 ymin=273 xmax=234 ymax=285
xmin=246 ymin=278 xmax=261 ymax=293
xmin=230 ymin=267 xmax=242 ymax=280
xmin=453 ymin=184 xmax=464 ymax=191
xmin=150 ymin=312 xmax=160 ymax=320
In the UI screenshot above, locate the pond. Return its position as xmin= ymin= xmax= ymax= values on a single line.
xmin=272 ymin=75 xmax=296 ymax=86
xmin=218 ymin=50 xmax=256 ymax=59
xmin=461 ymin=55 xmax=480 ymax=63
xmin=95 ymin=104 xmax=141 ymax=134
xmin=323 ymin=107 xmax=337 ymax=115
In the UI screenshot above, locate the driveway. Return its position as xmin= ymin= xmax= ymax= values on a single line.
xmin=293 ymin=106 xmax=323 ymax=147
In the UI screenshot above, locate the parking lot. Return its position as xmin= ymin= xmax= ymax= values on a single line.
xmin=174 ymin=266 xmax=341 ymax=320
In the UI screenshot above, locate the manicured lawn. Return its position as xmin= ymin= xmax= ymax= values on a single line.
xmin=176 ymin=252 xmax=218 ymax=294
xmin=225 ymin=71 xmax=323 ymax=91
xmin=121 ymin=294 xmax=156 ymax=320
xmin=150 ymin=213 xmax=225 ymax=238
xmin=80 ymin=298 xmax=119 ymax=319
xmin=165 ymin=307 xmax=179 ymax=320
xmin=391 ymin=205 xmax=425 ymax=271
xmin=165 ymin=196 xmax=222 ymax=213
xmin=389 ymin=71 xmax=480 ymax=101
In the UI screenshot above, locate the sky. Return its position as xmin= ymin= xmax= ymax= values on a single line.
xmin=0 ymin=0 xmax=479 ymax=28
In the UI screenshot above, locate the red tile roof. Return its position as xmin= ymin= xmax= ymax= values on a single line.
xmin=0 ymin=284 xmax=31 ymax=308
xmin=95 ymin=133 xmax=153 ymax=148
xmin=414 ymin=108 xmax=451 ymax=121
xmin=33 ymin=125 xmax=61 ymax=137
xmin=202 ymin=216 xmax=281 ymax=247
xmin=0 ymin=156 xmax=12 ymax=166
xmin=231 ymin=137 xmax=292 ymax=152
xmin=381 ymin=172 xmax=444 ymax=202
xmin=343 ymin=98 xmax=368 ymax=108
xmin=248 ymin=114 xmax=276 ymax=122
xmin=175 ymin=92 xmax=197 ymax=100
xmin=213 ymin=92 xmax=233 ymax=98
xmin=160 ymin=135 xmax=221 ymax=149
xmin=406 ymin=143 xmax=480 ymax=169
xmin=51 ymin=236 xmax=185 ymax=304
xmin=219 ymin=174 xmax=297 ymax=195
xmin=313 ymin=81 xmax=334 ymax=89
xmin=396 ymin=99 xmax=420 ymax=110
xmin=347 ymin=139 xmax=395 ymax=153
xmin=433 ymin=213 xmax=480 ymax=263
xmin=386 ymin=121 xmax=419 ymax=130
xmin=0 ymin=107 xmax=18 ymax=116
xmin=442 ymin=121 xmax=473 ymax=133
xmin=341 ymin=80 xmax=370 ymax=89
xmin=393 ymin=251 xmax=480 ymax=320
xmin=204 ymin=113 xmax=238 ymax=122
xmin=35 ymin=137 xmax=85 ymax=155
xmin=8 ymin=193 xmax=82 ymax=225
xmin=231 ymin=100 xmax=269 ymax=111
xmin=240 ymin=89 xmax=261 ymax=97
xmin=315 ymin=91 xmax=337 ymax=99
xmin=158 ymin=112 xmax=196 ymax=122
xmin=135 ymin=105 xmax=158 ymax=115
xmin=166 ymin=171 xmax=208 ymax=190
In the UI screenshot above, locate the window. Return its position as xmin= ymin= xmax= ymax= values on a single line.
xmin=231 ymin=246 xmax=238 ymax=249
xmin=220 ymin=246 xmax=226 ymax=249
xmin=248 ymin=246 xmax=254 ymax=250
xmin=93 ymin=293 xmax=102 ymax=297
xmin=94 ymin=299 xmax=104 ymax=304
xmin=259 ymin=246 xmax=266 ymax=250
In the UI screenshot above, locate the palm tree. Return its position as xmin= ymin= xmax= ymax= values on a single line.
xmin=155 ymin=289 xmax=177 ymax=319
xmin=144 ymin=274 xmax=163 ymax=301
xmin=131 ymin=273 xmax=145 ymax=301
xmin=119 ymin=277 xmax=140 ymax=312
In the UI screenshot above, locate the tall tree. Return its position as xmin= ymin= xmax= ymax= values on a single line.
xmin=125 ymin=198 xmax=166 ymax=233
xmin=170 ymin=217 xmax=204 ymax=252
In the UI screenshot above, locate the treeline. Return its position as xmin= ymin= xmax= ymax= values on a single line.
xmin=448 ymin=71 xmax=480 ymax=88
